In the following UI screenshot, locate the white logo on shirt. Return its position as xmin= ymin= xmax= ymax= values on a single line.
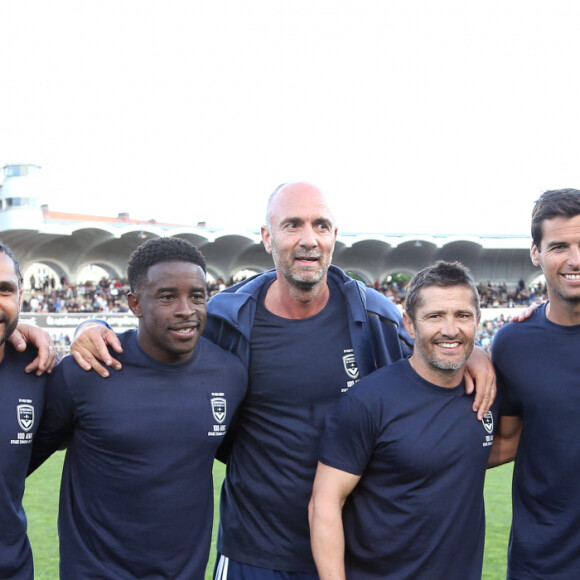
xmin=17 ymin=404 xmax=35 ymax=432
xmin=211 ymin=397 xmax=226 ymax=423
xmin=10 ymin=399 xmax=36 ymax=445
xmin=207 ymin=394 xmax=228 ymax=437
xmin=482 ymin=411 xmax=494 ymax=434
xmin=482 ymin=411 xmax=494 ymax=447
xmin=342 ymin=351 xmax=359 ymax=379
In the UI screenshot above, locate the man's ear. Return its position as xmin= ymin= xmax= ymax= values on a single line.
xmin=530 ymin=243 xmax=541 ymax=267
xmin=403 ymin=311 xmax=415 ymax=340
xmin=128 ymin=293 xmax=142 ymax=318
xmin=261 ymin=225 xmax=273 ymax=255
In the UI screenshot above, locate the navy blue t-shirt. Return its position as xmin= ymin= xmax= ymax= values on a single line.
xmin=0 ymin=345 xmax=46 ymax=580
xmin=30 ymin=330 xmax=247 ymax=580
xmin=218 ymin=278 xmax=359 ymax=572
xmin=493 ymin=304 xmax=580 ymax=579
xmin=320 ymin=359 xmax=497 ymax=580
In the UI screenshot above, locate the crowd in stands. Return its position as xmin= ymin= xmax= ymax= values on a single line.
xmin=22 ymin=276 xmax=131 ymax=314
xmin=22 ymin=274 xmax=545 ymax=356
xmin=476 ymin=314 xmax=511 ymax=354
xmin=374 ymin=278 xmax=548 ymax=309
xmin=22 ymin=275 xmax=548 ymax=314
xmin=21 ymin=275 xmax=245 ymax=314
xmin=477 ymin=279 xmax=548 ymax=308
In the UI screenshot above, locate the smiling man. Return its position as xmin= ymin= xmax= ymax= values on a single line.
xmin=28 ymin=237 xmax=247 ymax=579
xmin=0 ymin=243 xmax=47 ymax=579
xmin=309 ymin=261 xmax=498 ymax=580
xmin=490 ymin=188 xmax=580 ymax=580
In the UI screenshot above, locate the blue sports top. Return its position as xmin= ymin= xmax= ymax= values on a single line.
xmin=320 ymin=359 xmax=497 ymax=580
xmin=30 ymin=330 xmax=247 ymax=580
xmin=217 ymin=277 xmax=358 ymax=572
xmin=206 ymin=266 xmax=412 ymax=572
xmin=493 ymin=303 xmax=580 ymax=580
xmin=0 ymin=345 xmax=46 ymax=580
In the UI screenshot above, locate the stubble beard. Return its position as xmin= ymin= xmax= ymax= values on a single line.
xmin=423 ymin=342 xmax=474 ymax=374
xmin=285 ymin=267 xmax=326 ymax=293
xmin=553 ymin=283 xmax=580 ymax=304
xmin=0 ymin=316 xmax=18 ymax=349
xmin=272 ymin=245 xmax=330 ymax=294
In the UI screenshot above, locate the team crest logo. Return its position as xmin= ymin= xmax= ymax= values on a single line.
xmin=17 ymin=404 xmax=34 ymax=432
xmin=482 ymin=411 xmax=494 ymax=434
xmin=342 ymin=353 xmax=360 ymax=379
xmin=211 ymin=398 xmax=226 ymax=424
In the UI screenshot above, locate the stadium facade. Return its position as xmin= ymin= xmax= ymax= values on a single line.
xmin=1 ymin=163 xmax=539 ymax=288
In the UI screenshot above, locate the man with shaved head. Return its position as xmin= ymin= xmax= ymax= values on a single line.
xmin=209 ymin=182 xmax=417 ymax=579
xmin=71 ymin=181 xmax=495 ymax=579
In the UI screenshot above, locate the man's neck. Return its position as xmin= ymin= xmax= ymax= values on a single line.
xmin=545 ymin=298 xmax=580 ymax=326
xmin=264 ymin=277 xmax=330 ymax=319
xmin=408 ymin=354 xmax=464 ymax=389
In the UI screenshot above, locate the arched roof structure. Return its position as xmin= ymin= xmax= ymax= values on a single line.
xmin=0 ymin=164 xmax=540 ymax=288
xmin=0 ymin=211 xmax=538 ymax=288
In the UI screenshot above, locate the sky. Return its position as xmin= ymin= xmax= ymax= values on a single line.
xmin=2 ymin=1 xmax=580 ymax=236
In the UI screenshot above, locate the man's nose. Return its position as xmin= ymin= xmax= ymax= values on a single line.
xmin=299 ymin=224 xmax=318 ymax=247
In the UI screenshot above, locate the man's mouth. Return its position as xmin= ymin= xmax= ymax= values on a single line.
xmin=295 ymin=255 xmax=320 ymax=262
xmin=170 ymin=324 xmax=198 ymax=336
xmin=437 ymin=341 xmax=461 ymax=349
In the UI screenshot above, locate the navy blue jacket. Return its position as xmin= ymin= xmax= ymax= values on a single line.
xmin=205 ymin=266 xmax=413 ymax=571
xmin=205 ymin=265 xmax=412 ymax=374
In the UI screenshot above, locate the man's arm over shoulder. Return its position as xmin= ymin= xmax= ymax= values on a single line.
xmin=510 ymin=301 xmax=544 ymax=322
xmin=9 ymin=322 xmax=57 ymax=375
xmin=70 ymin=321 xmax=123 ymax=377
xmin=464 ymin=346 xmax=497 ymax=420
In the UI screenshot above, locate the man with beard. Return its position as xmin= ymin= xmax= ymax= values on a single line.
xmin=0 ymin=243 xmax=48 ymax=579
xmin=490 ymin=188 xmax=580 ymax=579
xmin=69 ymin=183 xmax=496 ymax=580
xmin=309 ymin=261 xmax=498 ymax=580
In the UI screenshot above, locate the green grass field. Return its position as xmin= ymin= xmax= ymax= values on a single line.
xmin=24 ymin=454 xmax=513 ymax=579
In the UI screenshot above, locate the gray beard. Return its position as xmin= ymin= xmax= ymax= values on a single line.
xmin=431 ymin=359 xmax=466 ymax=371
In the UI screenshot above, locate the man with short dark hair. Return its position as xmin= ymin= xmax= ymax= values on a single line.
xmin=309 ymin=261 xmax=498 ymax=580
xmin=29 ymin=237 xmax=247 ymax=579
xmin=490 ymin=188 xmax=580 ymax=579
xmin=0 ymin=242 xmax=48 ymax=579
